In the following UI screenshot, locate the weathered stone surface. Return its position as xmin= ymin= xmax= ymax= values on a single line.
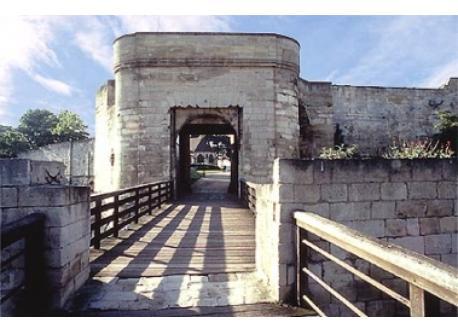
xmin=293 ymin=184 xmax=320 ymax=203
xmin=67 ymin=272 xmax=273 ymax=312
xmin=389 ymin=236 xmax=425 ymax=254
xmin=426 ymin=200 xmax=454 ymax=217
xmin=371 ymin=201 xmax=396 ymax=219
xmin=419 ymin=217 xmax=441 ymax=235
xmin=323 ymin=261 xmax=353 ymax=283
xmin=351 ymin=220 xmax=385 ymax=238
xmin=385 ymin=219 xmax=407 ymax=237
xmin=407 ymin=182 xmax=437 ymax=199
xmin=380 ymin=182 xmax=407 ymax=200
xmin=396 ymin=200 xmax=427 ymax=218
xmin=411 ymin=162 xmax=443 ymax=181
xmin=438 ymin=181 xmax=457 ymax=199
xmin=1 ymin=187 xmax=18 ymax=208
xmin=330 ymin=202 xmax=371 ymax=221
xmin=320 ymin=184 xmax=348 ymax=202
xmin=303 ymin=203 xmax=330 ymax=218
xmin=349 ymin=183 xmax=380 ymax=201
xmin=0 ymin=159 xmax=31 ymax=185
xmin=440 ymin=216 xmax=457 ymax=233
xmin=424 ymin=234 xmax=452 ymax=255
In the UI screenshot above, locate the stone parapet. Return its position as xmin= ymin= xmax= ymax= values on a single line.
xmin=272 ymin=158 xmax=457 ymax=316
xmin=1 ymin=159 xmax=90 ymax=315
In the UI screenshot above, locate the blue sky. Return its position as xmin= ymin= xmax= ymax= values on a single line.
xmin=1 ymin=16 xmax=457 ymax=134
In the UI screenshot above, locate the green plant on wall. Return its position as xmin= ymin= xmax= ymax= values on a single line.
xmin=434 ymin=110 xmax=458 ymax=155
xmin=382 ymin=138 xmax=454 ymax=159
xmin=319 ymin=144 xmax=358 ymax=159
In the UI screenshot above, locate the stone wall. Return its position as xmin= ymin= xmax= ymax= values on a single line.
xmin=96 ymin=32 xmax=301 ymax=191
xmin=255 ymin=158 xmax=457 ymax=315
xmin=94 ymin=80 xmax=119 ymax=192
xmin=96 ymin=32 xmax=458 ymax=192
xmin=18 ymin=139 xmax=94 ymax=188
xmin=298 ymin=78 xmax=458 ymax=157
xmin=1 ymin=159 xmax=90 ymax=315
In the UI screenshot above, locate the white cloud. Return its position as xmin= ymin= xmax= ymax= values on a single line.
xmin=73 ymin=17 xmax=114 ymax=72
xmin=420 ymin=59 xmax=458 ymax=88
xmin=73 ymin=16 xmax=232 ymax=72
xmin=32 ymin=74 xmax=73 ymax=95
xmin=117 ymin=15 xmax=231 ymax=33
xmin=333 ymin=16 xmax=458 ymax=87
xmin=0 ymin=16 xmax=61 ymax=122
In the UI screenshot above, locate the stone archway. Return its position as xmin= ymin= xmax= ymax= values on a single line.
xmin=170 ymin=107 xmax=241 ymax=198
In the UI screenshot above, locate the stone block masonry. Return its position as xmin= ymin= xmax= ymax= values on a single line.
xmin=1 ymin=159 xmax=91 ymax=315
xmin=266 ymin=158 xmax=457 ymax=316
xmin=18 ymin=139 xmax=94 ymax=188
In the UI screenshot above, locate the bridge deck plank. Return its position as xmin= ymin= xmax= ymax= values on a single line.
xmin=90 ymin=198 xmax=256 ymax=277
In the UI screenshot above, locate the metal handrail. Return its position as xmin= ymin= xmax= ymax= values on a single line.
xmin=294 ymin=211 xmax=458 ymax=316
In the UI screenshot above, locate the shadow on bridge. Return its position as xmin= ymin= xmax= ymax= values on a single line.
xmin=67 ymin=192 xmax=256 ymax=313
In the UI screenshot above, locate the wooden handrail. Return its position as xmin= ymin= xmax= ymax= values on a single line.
xmin=90 ymin=181 xmax=173 ymax=249
xmin=294 ymin=211 xmax=458 ymax=316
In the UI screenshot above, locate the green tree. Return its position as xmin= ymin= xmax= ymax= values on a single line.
xmin=0 ymin=125 xmax=13 ymax=134
xmin=0 ymin=129 xmax=31 ymax=158
xmin=52 ymin=110 xmax=89 ymax=142
xmin=17 ymin=109 xmax=58 ymax=148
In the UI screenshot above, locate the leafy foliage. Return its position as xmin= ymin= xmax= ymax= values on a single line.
xmin=0 ymin=109 xmax=90 ymax=157
xmin=382 ymin=138 xmax=454 ymax=159
xmin=0 ymin=129 xmax=32 ymax=158
xmin=17 ymin=109 xmax=58 ymax=148
xmin=319 ymin=144 xmax=358 ymax=159
xmin=52 ymin=110 xmax=89 ymax=142
xmin=434 ymin=111 xmax=458 ymax=155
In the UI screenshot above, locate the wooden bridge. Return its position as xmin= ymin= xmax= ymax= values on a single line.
xmin=63 ymin=180 xmax=312 ymax=316
xmin=2 ymin=178 xmax=457 ymax=316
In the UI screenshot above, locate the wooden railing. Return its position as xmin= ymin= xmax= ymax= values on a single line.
xmin=1 ymin=213 xmax=47 ymax=314
xmin=90 ymin=181 xmax=173 ymax=249
xmin=240 ymin=180 xmax=256 ymax=214
xmin=294 ymin=212 xmax=458 ymax=317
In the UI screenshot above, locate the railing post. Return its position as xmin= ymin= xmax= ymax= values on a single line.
xmin=158 ymin=184 xmax=162 ymax=209
xmin=113 ymin=194 xmax=119 ymax=237
xmin=148 ymin=184 xmax=153 ymax=214
xmin=135 ymin=188 xmax=140 ymax=223
xmin=409 ymin=284 xmax=426 ymax=317
xmin=296 ymin=224 xmax=302 ymax=307
xmin=168 ymin=181 xmax=173 ymax=201
xmin=296 ymin=225 xmax=309 ymax=307
xmin=94 ymin=199 xmax=101 ymax=249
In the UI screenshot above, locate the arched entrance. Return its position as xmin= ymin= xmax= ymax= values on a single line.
xmin=171 ymin=107 xmax=241 ymax=198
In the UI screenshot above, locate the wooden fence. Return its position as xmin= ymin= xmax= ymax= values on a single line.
xmin=90 ymin=181 xmax=173 ymax=249
xmin=295 ymin=211 xmax=458 ymax=317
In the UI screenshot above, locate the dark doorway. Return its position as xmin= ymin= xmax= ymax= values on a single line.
xmin=176 ymin=123 xmax=238 ymax=198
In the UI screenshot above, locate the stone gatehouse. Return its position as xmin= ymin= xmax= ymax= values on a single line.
xmin=94 ymin=32 xmax=458 ymax=193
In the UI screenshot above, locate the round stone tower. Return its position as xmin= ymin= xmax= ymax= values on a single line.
xmin=95 ymin=32 xmax=301 ymax=193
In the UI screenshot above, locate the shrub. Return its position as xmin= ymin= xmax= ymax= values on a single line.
xmin=434 ymin=111 xmax=458 ymax=155
xmin=382 ymin=138 xmax=454 ymax=159
xmin=319 ymin=144 xmax=358 ymax=159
